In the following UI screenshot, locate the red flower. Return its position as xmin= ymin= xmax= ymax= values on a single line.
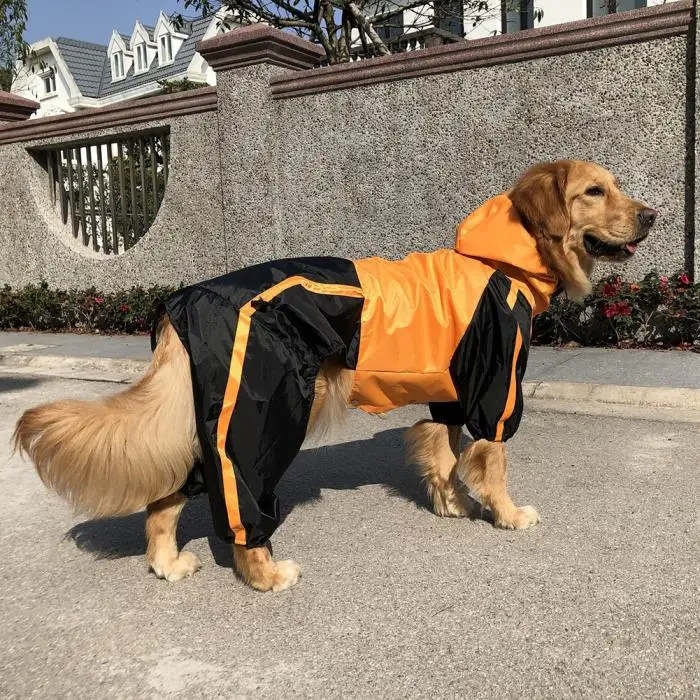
xmin=679 ymin=273 xmax=690 ymax=285
xmin=94 ymin=296 xmax=105 ymax=304
xmin=603 ymin=303 xmax=618 ymax=318
xmin=119 ymin=304 xmax=128 ymax=313
xmin=616 ymin=301 xmax=632 ymax=317
xmin=602 ymin=283 xmax=618 ymax=298
xmin=630 ymin=283 xmax=641 ymax=293
xmin=660 ymin=276 xmax=669 ymax=287
xmin=602 ymin=301 xmax=632 ymax=318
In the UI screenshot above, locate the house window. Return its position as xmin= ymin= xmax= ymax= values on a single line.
xmin=434 ymin=0 xmax=464 ymax=37
xmin=43 ymin=71 xmax=56 ymax=95
xmin=502 ymin=0 xmax=534 ymax=33
xmin=376 ymin=11 xmax=404 ymax=43
xmin=112 ymin=51 xmax=124 ymax=79
xmin=159 ymin=34 xmax=173 ymax=64
xmin=587 ymin=0 xmax=646 ymax=16
xmin=135 ymin=43 xmax=148 ymax=72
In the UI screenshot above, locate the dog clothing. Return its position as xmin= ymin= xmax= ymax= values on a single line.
xmin=155 ymin=194 xmax=558 ymax=547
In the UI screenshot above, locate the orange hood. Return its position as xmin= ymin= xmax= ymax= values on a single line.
xmin=454 ymin=193 xmax=558 ymax=315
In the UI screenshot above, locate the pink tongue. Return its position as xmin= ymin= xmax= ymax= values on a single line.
xmin=626 ymin=243 xmax=638 ymax=254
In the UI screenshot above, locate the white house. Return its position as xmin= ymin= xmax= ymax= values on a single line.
xmin=378 ymin=0 xmax=679 ymax=48
xmin=12 ymin=10 xmax=235 ymax=117
xmin=461 ymin=0 xmax=677 ymax=40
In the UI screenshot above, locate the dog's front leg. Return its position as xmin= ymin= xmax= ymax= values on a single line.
xmin=405 ymin=420 xmax=469 ymax=517
xmin=459 ymin=440 xmax=540 ymax=530
xmin=233 ymin=544 xmax=301 ymax=592
xmin=146 ymin=492 xmax=202 ymax=581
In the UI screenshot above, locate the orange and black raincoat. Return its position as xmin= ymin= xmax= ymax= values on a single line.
xmin=156 ymin=194 xmax=558 ymax=547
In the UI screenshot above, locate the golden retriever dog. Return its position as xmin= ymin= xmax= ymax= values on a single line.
xmin=13 ymin=160 xmax=656 ymax=592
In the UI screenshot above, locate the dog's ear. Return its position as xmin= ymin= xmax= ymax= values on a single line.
xmin=509 ymin=162 xmax=570 ymax=238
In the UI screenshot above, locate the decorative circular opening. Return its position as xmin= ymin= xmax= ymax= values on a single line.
xmin=32 ymin=129 xmax=170 ymax=255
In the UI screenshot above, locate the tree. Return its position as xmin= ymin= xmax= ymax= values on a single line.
xmin=175 ymin=0 xmax=541 ymax=66
xmin=0 ymin=0 xmax=28 ymax=92
xmin=158 ymin=77 xmax=206 ymax=94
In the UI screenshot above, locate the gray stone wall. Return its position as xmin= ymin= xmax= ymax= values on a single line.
xmin=0 ymin=29 xmax=694 ymax=290
xmin=267 ymin=37 xmax=688 ymax=280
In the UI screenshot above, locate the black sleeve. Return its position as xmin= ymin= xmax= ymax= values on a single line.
xmin=429 ymin=401 xmax=465 ymax=426
xmin=448 ymin=271 xmax=532 ymax=443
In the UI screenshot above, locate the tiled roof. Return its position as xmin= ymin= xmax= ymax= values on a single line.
xmin=54 ymin=38 xmax=109 ymax=98
xmin=53 ymin=15 xmax=213 ymax=100
xmin=99 ymin=17 xmax=211 ymax=97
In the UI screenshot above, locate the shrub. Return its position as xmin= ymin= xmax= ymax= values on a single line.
xmin=532 ymin=271 xmax=700 ymax=349
xmin=0 ymin=282 xmax=176 ymax=334
xmin=0 ymin=273 xmax=698 ymax=348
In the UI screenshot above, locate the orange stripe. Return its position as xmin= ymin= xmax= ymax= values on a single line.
xmin=216 ymin=276 xmax=364 ymax=545
xmin=495 ymin=324 xmax=523 ymax=442
xmin=506 ymin=284 xmax=519 ymax=311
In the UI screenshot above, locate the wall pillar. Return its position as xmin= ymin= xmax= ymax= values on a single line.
xmin=197 ymin=26 xmax=324 ymax=270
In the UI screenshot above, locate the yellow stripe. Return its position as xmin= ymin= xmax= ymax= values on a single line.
xmin=495 ymin=324 xmax=523 ymax=442
xmin=216 ymin=276 xmax=364 ymax=545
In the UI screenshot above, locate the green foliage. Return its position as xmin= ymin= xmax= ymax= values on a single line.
xmin=0 ymin=0 xmax=28 ymax=91
xmin=157 ymin=77 xmax=203 ymax=94
xmin=1 ymin=272 xmax=699 ymax=347
xmin=532 ymin=271 xmax=700 ymax=349
xmin=0 ymin=282 xmax=177 ymax=334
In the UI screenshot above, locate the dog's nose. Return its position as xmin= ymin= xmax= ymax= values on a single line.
xmin=638 ymin=208 xmax=657 ymax=228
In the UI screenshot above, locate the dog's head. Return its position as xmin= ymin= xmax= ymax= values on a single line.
xmin=509 ymin=160 xmax=657 ymax=299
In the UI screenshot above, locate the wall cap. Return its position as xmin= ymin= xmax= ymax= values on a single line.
xmin=0 ymin=86 xmax=217 ymax=146
xmin=0 ymin=90 xmax=40 ymax=121
xmin=197 ymin=24 xmax=325 ymax=72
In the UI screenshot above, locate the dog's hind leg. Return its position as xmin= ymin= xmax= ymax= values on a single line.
xmin=459 ymin=440 xmax=540 ymax=530
xmin=405 ymin=420 xmax=469 ymax=517
xmin=146 ymin=492 xmax=202 ymax=582
xmin=233 ymin=544 xmax=301 ymax=592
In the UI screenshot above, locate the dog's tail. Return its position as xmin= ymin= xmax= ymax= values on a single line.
xmin=12 ymin=318 xmax=199 ymax=518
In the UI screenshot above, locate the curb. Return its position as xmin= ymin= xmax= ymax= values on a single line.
xmin=522 ymin=380 xmax=700 ymax=410
xmin=1 ymin=353 xmax=699 ymax=412
xmin=0 ymin=353 xmax=148 ymax=383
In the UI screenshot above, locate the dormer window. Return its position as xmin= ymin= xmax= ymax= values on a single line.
xmin=135 ymin=42 xmax=148 ymax=72
xmin=159 ymin=34 xmax=172 ymax=64
xmin=112 ymin=51 xmax=124 ymax=79
xmin=43 ymin=69 xmax=57 ymax=95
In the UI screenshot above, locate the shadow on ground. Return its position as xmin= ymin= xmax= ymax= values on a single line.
xmin=66 ymin=427 xmax=483 ymax=567
xmin=0 ymin=375 xmax=44 ymax=392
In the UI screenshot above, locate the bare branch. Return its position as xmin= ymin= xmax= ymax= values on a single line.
xmin=347 ymin=2 xmax=390 ymax=57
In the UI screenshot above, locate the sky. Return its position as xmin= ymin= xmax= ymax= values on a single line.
xmin=25 ymin=0 xmax=190 ymax=44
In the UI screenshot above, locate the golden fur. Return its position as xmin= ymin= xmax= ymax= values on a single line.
xmin=12 ymin=160 xmax=655 ymax=592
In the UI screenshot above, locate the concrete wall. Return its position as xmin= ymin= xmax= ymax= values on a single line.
xmin=0 ymin=2 xmax=695 ymax=290
xmin=267 ymin=36 xmax=688 ymax=281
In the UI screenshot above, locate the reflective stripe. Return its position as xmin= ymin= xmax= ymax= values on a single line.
xmin=494 ymin=323 xmax=523 ymax=442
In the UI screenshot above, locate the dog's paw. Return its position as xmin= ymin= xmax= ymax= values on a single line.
xmin=271 ymin=559 xmax=301 ymax=592
xmin=151 ymin=551 xmax=202 ymax=582
xmin=495 ymin=505 xmax=541 ymax=530
xmin=434 ymin=494 xmax=469 ymax=518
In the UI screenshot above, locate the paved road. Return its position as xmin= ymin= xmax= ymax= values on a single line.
xmin=0 ymin=374 xmax=698 ymax=698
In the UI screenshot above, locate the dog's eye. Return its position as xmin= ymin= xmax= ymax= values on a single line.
xmin=586 ymin=186 xmax=605 ymax=197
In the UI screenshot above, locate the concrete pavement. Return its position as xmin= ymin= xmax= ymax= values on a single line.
xmin=0 ymin=373 xmax=698 ymax=698
xmin=1 ymin=331 xmax=700 ymax=387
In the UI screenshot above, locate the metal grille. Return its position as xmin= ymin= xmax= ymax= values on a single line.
xmin=41 ymin=130 xmax=170 ymax=254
